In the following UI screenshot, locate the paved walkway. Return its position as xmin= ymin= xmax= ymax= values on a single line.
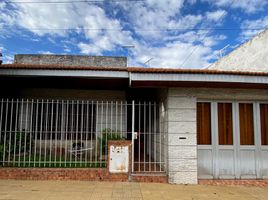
xmin=0 ymin=180 xmax=268 ymax=200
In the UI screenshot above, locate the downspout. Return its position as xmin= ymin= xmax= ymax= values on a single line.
xmin=129 ymin=71 xmax=132 ymax=88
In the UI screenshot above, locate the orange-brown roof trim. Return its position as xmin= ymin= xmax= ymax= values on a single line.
xmin=0 ymin=64 xmax=127 ymax=71
xmin=127 ymin=67 xmax=268 ymax=76
xmin=1 ymin=64 xmax=268 ymax=77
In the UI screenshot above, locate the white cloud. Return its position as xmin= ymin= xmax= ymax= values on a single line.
xmin=78 ymin=43 xmax=104 ymax=55
xmin=117 ymin=0 xmax=187 ymax=39
xmin=0 ymin=0 xmax=229 ymax=69
xmin=0 ymin=1 xmax=125 ymax=37
xmin=0 ymin=46 xmax=5 ymax=52
xmin=240 ymin=15 xmax=268 ymax=41
xmin=31 ymin=38 xmax=40 ymax=42
xmin=168 ymin=14 xmax=203 ymax=30
xmin=0 ymin=1 xmax=135 ymax=53
xmin=0 ymin=2 xmax=6 ymax=10
xmin=13 ymin=3 xmax=87 ymax=36
xmin=38 ymin=51 xmax=53 ymax=55
xmin=204 ymin=0 xmax=267 ymax=14
xmin=3 ymin=55 xmax=14 ymax=64
xmin=205 ymin=10 xmax=226 ymax=22
xmin=146 ymin=0 xmax=184 ymax=13
xmin=63 ymin=45 xmax=71 ymax=53
xmin=132 ymin=39 xmax=213 ymax=68
xmin=0 ymin=45 xmax=13 ymax=64
xmin=0 ymin=47 xmax=14 ymax=64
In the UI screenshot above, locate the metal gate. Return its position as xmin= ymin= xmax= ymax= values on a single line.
xmin=0 ymin=98 xmax=166 ymax=173
xmin=131 ymin=101 xmax=166 ymax=174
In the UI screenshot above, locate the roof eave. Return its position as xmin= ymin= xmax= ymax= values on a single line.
xmin=1 ymin=68 xmax=268 ymax=88
xmin=0 ymin=68 xmax=129 ymax=79
xmin=130 ymin=72 xmax=268 ymax=85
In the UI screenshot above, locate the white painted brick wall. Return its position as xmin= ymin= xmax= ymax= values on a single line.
xmin=166 ymin=90 xmax=198 ymax=184
xmin=168 ymin=146 xmax=196 ymax=159
xmin=169 ymin=159 xmax=197 ymax=171
xmin=168 ymin=134 xmax=196 ymax=146
xmin=167 ymin=97 xmax=196 ymax=109
xmin=168 ymin=122 xmax=196 ymax=134
xmin=169 ymin=171 xmax=198 ymax=184
xmin=167 ymin=108 xmax=196 ymax=122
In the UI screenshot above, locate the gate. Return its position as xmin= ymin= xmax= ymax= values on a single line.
xmin=131 ymin=101 xmax=166 ymax=174
xmin=0 ymin=98 xmax=166 ymax=174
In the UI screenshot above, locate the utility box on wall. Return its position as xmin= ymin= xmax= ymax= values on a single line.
xmin=108 ymin=141 xmax=131 ymax=174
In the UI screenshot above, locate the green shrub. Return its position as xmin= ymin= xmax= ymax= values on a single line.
xmin=99 ymin=128 xmax=124 ymax=155
xmin=0 ymin=144 xmax=4 ymax=165
xmin=0 ymin=132 xmax=31 ymax=155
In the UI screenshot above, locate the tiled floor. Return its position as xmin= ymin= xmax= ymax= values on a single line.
xmin=0 ymin=180 xmax=268 ymax=200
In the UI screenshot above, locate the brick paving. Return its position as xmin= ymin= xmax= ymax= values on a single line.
xmin=0 ymin=180 xmax=268 ymax=200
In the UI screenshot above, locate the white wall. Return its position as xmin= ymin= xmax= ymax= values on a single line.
xmin=208 ymin=29 xmax=268 ymax=72
xmin=166 ymin=90 xmax=198 ymax=184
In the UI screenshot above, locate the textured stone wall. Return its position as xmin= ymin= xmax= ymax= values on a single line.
xmin=15 ymin=54 xmax=127 ymax=68
xmin=166 ymin=90 xmax=198 ymax=184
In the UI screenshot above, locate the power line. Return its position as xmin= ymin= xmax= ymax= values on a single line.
xmin=7 ymin=0 xmax=144 ymax=4
xmin=2 ymin=26 xmax=267 ymax=32
xmin=178 ymin=0 xmax=235 ymax=68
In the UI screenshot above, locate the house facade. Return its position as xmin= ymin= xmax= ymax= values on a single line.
xmin=0 ymin=54 xmax=268 ymax=184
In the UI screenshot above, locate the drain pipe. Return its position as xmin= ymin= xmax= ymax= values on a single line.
xmin=129 ymin=71 xmax=132 ymax=87
xmin=0 ymin=52 xmax=2 ymax=65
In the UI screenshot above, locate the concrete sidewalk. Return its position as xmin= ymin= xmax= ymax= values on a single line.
xmin=0 ymin=180 xmax=267 ymax=200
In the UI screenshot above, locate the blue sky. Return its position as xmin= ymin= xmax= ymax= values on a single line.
xmin=0 ymin=0 xmax=268 ymax=68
